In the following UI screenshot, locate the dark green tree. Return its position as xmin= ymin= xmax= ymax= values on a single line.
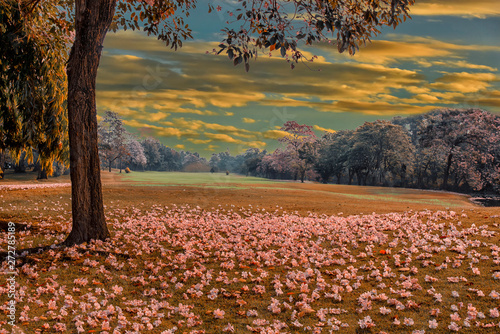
xmin=141 ymin=137 xmax=162 ymax=170
xmin=0 ymin=0 xmax=70 ymax=179
xmin=314 ymin=130 xmax=353 ymax=184
xmin=347 ymin=120 xmax=414 ymax=186
xmin=241 ymin=148 xmax=266 ymax=176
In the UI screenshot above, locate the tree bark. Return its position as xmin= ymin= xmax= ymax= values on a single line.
xmin=64 ymin=0 xmax=117 ymax=245
xmin=0 ymin=151 xmax=5 ymax=179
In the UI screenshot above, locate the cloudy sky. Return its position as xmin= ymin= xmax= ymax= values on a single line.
xmin=97 ymin=0 xmax=500 ymax=157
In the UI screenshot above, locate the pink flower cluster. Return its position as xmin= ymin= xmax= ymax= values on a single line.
xmin=0 ymin=183 xmax=70 ymax=190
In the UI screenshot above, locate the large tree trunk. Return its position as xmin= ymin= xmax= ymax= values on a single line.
xmin=64 ymin=0 xmax=116 ymax=245
xmin=300 ymin=169 xmax=305 ymax=183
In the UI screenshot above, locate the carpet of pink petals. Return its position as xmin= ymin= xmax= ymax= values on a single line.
xmin=0 ymin=183 xmax=71 ymax=191
xmin=1 ymin=203 xmax=500 ymax=333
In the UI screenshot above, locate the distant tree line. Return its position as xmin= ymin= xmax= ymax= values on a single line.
xmin=97 ymin=111 xmax=212 ymax=173
xmin=266 ymin=109 xmax=500 ymax=194
xmin=211 ymin=108 xmax=500 ymax=194
xmin=97 ymin=108 xmax=500 ymax=194
xmin=97 ymin=111 xmax=273 ymax=175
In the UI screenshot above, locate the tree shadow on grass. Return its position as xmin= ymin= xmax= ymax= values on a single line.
xmin=0 ymin=222 xmax=129 ymax=267
xmin=0 ymin=221 xmax=32 ymax=232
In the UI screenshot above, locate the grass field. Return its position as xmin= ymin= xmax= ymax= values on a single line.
xmin=1 ymin=171 xmax=500 ymax=333
xmin=117 ymin=171 xmax=472 ymax=210
xmin=120 ymin=171 xmax=281 ymax=188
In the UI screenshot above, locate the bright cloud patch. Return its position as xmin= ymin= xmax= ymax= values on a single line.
xmin=411 ymin=0 xmax=500 ymax=18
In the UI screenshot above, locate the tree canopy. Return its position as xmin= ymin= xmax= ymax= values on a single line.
xmin=5 ymin=0 xmax=416 ymax=245
xmin=279 ymin=121 xmax=317 ymax=182
xmin=217 ymin=0 xmax=415 ymax=70
xmin=416 ymin=109 xmax=500 ymax=191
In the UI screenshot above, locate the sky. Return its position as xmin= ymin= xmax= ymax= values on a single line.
xmin=96 ymin=0 xmax=500 ymax=157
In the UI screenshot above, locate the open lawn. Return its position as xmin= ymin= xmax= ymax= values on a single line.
xmin=119 ymin=171 xmax=279 ymax=188
xmin=1 ymin=171 xmax=500 ymax=333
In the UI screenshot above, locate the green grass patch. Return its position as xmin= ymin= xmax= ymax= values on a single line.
xmin=118 ymin=172 xmax=468 ymax=207
xmin=120 ymin=171 xmax=281 ymax=188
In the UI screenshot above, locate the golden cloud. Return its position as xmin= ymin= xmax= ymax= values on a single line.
xmin=392 ymin=35 xmax=500 ymax=53
xmin=151 ymin=105 xmax=218 ymax=116
xmin=160 ymin=118 xmax=258 ymax=139
xmin=204 ymin=133 xmax=266 ymax=148
xmin=430 ymin=60 xmax=497 ymax=72
xmin=329 ymin=36 xmax=500 ymax=67
xmin=430 ymin=72 xmax=498 ymax=93
xmin=123 ymin=119 xmax=163 ymax=130
xmin=122 ymin=119 xmax=199 ymax=139
xmin=164 ymin=118 xmax=204 ymax=131
xmin=350 ymin=40 xmax=452 ymax=64
xmin=242 ymin=117 xmax=256 ymax=123
xmin=410 ymin=0 xmax=500 ymax=18
xmin=412 ymin=94 xmax=441 ymax=103
xmin=203 ymin=122 xmax=254 ymax=136
xmin=205 ymin=133 xmax=240 ymax=143
xmin=261 ymin=97 xmax=440 ymax=115
xmin=459 ymin=90 xmax=500 ymax=108
xmin=313 ymin=125 xmax=336 ymax=133
xmin=333 ymin=101 xmax=436 ymax=116
xmin=171 ymin=90 xmax=267 ymax=109
xmin=262 ymin=129 xmax=289 ymax=139
xmin=188 ymin=138 xmax=212 ymax=144
xmin=156 ymin=127 xmax=199 ymax=138
xmin=147 ymin=112 xmax=170 ymax=122
xmin=247 ymin=141 xmax=268 ymax=148
xmin=405 ymin=86 xmax=433 ymax=95
xmin=207 ymin=145 xmax=219 ymax=151
xmin=427 ymin=91 xmax=471 ymax=104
